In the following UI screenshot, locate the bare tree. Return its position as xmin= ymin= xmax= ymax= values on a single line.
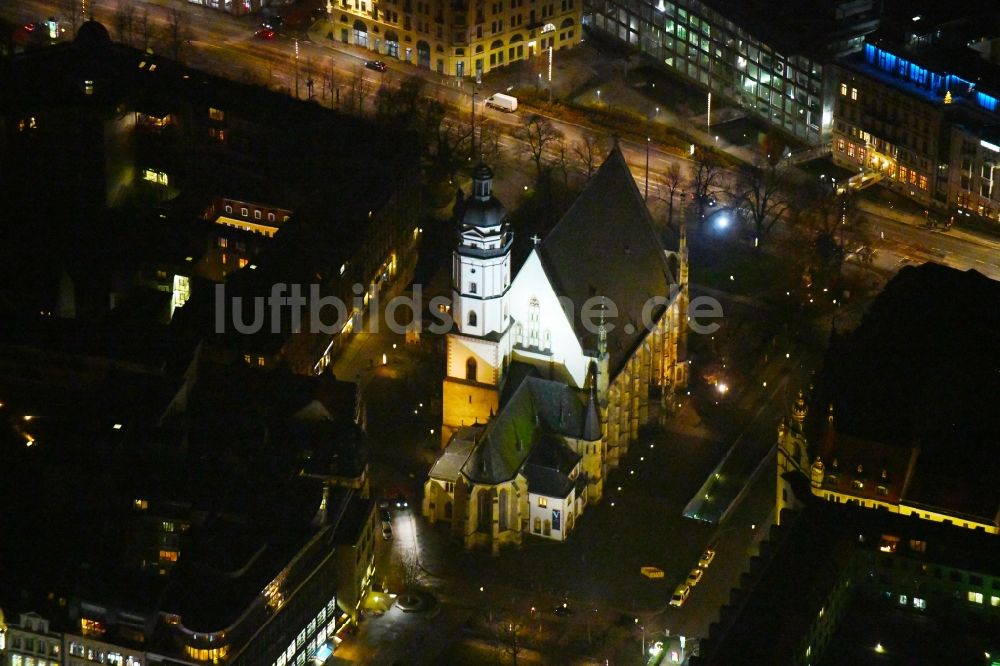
xmin=492 ymin=612 xmax=528 ymax=665
xmin=735 ymin=151 xmax=791 ymax=246
xmin=164 ymin=8 xmax=191 ymax=62
xmin=478 ymin=119 xmax=502 ymax=164
xmin=573 ymin=133 xmax=608 ymax=181
xmin=691 ymin=145 xmax=724 ymax=226
xmin=515 ymin=114 xmax=563 ymax=178
xmin=60 ymin=0 xmax=82 ymax=38
xmin=791 ymin=182 xmax=871 ymax=282
xmin=138 ymin=9 xmax=153 ymax=52
xmin=662 ymin=161 xmax=684 ymax=231
xmin=554 ymin=138 xmax=572 ymax=186
xmin=113 ymin=0 xmax=135 ymax=45
xmin=346 ymin=65 xmax=373 ymax=115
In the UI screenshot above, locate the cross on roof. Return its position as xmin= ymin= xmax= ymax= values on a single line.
xmin=530 ymin=234 xmax=541 ymax=246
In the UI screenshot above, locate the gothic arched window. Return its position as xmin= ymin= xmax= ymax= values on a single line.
xmin=466 ymin=357 xmax=478 ymax=381
xmin=528 ymin=297 xmax=540 ymax=347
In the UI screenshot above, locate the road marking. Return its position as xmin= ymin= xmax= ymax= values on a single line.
xmin=976 ymin=259 xmax=986 ymax=264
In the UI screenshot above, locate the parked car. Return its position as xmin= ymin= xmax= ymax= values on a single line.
xmin=698 ymin=549 xmax=716 ymax=568
xmin=379 ymin=508 xmax=392 ymax=523
xmin=381 ymin=524 xmax=393 ymax=540
xmin=669 ymin=584 xmax=691 ymax=608
xmin=686 ymin=568 xmax=704 ymax=587
xmin=261 ymin=15 xmax=284 ymax=29
xmin=23 ymin=22 xmax=44 ymax=33
xmin=254 ymin=27 xmax=275 ymax=40
xmin=553 ymin=603 xmax=572 ymax=617
xmin=365 ymin=60 xmax=388 ymax=72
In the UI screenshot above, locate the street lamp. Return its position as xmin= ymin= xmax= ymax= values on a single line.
xmin=645 ymin=137 xmax=651 ymax=200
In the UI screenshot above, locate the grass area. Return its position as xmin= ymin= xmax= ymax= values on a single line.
xmin=690 ymin=236 xmax=794 ymax=298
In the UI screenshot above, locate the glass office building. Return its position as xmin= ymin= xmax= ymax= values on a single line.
xmin=588 ymin=0 xmax=874 ymax=145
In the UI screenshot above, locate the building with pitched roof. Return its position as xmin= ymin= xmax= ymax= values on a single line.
xmin=776 ymin=263 xmax=1000 ymax=535
xmin=425 ymin=146 xmax=688 ymax=551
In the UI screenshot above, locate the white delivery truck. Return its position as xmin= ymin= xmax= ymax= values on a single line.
xmin=485 ymin=93 xmax=518 ymax=112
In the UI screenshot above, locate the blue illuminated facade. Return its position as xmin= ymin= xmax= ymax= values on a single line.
xmin=863 ymin=43 xmax=1000 ymax=114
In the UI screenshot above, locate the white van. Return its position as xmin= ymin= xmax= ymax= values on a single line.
xmin=485 ymin=93 xmax=518 ymax=112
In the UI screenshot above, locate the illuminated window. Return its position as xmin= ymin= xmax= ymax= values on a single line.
xmin=80 ymin=619 xmax=105 ymax=636
xmin=850 ymin=87 xmax=858 ymax=101
xmin=847 ymin=143 xmax=855 ymax=158
xmin=241 ymin=207 xmax=248 ymax=217
xmin=899 ymin=166 xmax=908 ymax=182
xmin=133 ymin=499 xmax=148 ymax=510
xmin=991 ymin=596 xmax=999 ymax=607
xmin=84 ymin=80 xmax=94 ymax=95
xmin=221 ymin=252 xmax=227 ymax=265
xmin=163 ymin=522 xmax=175 ymax=532
xmin=239 ymin=258 xmax=248 ymax=268
xmin=142 ymin=169 xmax=169 ymax=186
xmin=160 ymin=550 xmax=179 ymax=562
xmin=968 ymin=591 xmax=983 ymax=604
xmin=898 ymin=594 xmax=907 ymax=605
xmin=254 ymin=210 xmax=262 ymax=220
xmin=913 ymin=597 xmax=926 ymax=609
xmin=257 ymin=356 xmax=265 ymax=367
xmin=538 ymin=496 xmax=547 ymax=507
xmin=836 ymin=138 xmax=845 ymax=152
xmin=840 ymin=83 xmax=847 ymax=96
xmin=209 ymin=107 xmax=225 ymax=121
xmin=225 ymin=205 xmax=233 ymax=213
xmin=218 ymin=237 xmax=228 ymax=248
xmin=208 ymin=127 xmax=225 ymax=142
xmin=919 ymin=175 xmax=928 ymax=190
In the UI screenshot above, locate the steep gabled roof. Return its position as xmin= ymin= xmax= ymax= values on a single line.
xmin=461 ymin=377 xmax=586 ymax=485
xmin=539 ymin=144 xmax=675 ymax=376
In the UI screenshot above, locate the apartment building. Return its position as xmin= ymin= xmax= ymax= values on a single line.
xmin=832 ymin=37 xmax=1000 ymax=221
xmin=326 ymin=0 xmax=581 ymax=77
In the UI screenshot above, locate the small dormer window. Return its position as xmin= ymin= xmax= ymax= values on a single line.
xmin=254 ymin=210 xmax=262 ymax=220
xmin=241 ymin=207 xmax=248 ymax=217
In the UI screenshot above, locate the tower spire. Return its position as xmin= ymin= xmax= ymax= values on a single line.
xmin=598 ymin=297 xmax=608 ymax=358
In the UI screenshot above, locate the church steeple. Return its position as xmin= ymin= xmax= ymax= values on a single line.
xmin=441 ymin=162 xmax=512 ymax=445
xmin=472 ymin=162 xmax=494 ymax=201
xmin=453 ymin=162 xmax=512 ymax=338
xmin=583 ymin=363 xmax=602 ymax=442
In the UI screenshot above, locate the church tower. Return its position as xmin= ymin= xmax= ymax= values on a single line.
xmin=441 ymin=164 xmax=513 ymax=445
xmin=776 ymin=390 xmax=812 ymax=523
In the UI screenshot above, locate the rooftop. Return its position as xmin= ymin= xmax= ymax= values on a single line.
xmin=813 ymin=262 xmax=1000 ymax=522
xmin=539 ymin=145 xmax=676 ymax=377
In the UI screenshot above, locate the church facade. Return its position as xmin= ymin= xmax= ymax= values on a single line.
xmin=423 ymin=146 xmax=688 ymax=552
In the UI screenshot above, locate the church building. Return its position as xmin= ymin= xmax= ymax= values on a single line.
xmin=422 ymin=145 xmax=689 ymax=552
